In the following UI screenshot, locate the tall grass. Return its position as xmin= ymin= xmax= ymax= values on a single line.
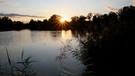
xmin=56 ymin=39 xmax=83 ymax=76
xmin=0 ymin=48 xmax=38 ymax=76
xmin=6 ymin=48 xmax=11 ymax=66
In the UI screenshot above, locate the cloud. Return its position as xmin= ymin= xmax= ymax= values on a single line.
xmin=0 ymin=1 xmax=18 ymax=6
xmin=106 ymin=7 xmax=118 ymax=12
xmin=0 ymin=1 xmax=8 ymax=5
xmin=0 ymin=13 xmax=45 ymax=18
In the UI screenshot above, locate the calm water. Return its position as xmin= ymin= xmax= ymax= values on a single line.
xmin=0 ymin=30 xmax=85 ymax=76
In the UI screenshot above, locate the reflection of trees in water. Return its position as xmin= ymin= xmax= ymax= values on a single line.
xmin=71 ymin=30 xmax=90 ymax=39
xmin=0 ymin=30 xmax=31 ymax=47
xmin=50 ymin=31 xmax=61 ymax=40
xmin=0 ymin=31 xmax=18 ymax=46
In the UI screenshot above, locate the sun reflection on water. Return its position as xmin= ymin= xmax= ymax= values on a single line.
xmin=61 ymin=30 xmax=72 ymax=40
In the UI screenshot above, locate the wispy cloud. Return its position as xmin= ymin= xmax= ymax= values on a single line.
xmin=0 ymin=1 xmax=18 ymax=6
xmin=105 ymin=7 xmax=118 ymax=12
xmin=0 ymin=1 xmax=8 ymax=5
xmin=0 ymin=13 xmax=45 ymax=18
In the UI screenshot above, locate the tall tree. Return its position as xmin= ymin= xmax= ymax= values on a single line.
xmin=87 ymin=12 xmax=93 ymax=21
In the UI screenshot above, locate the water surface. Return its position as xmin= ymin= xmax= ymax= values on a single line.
xmin=0 ymin=30 xmax=85 ymax=76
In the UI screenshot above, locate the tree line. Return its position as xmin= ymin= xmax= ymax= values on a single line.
xmin=73 ymin=5 xmax=135 ymax=76
xmin=0 ymin=5 xmax=135 ymax=76
xmin=0 ymin=5 xmax=135 ymax=31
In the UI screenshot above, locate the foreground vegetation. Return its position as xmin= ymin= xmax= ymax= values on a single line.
xmin=0 ymin=49 xmax=38 ymax=76
xmin=72 ymin=6 xmax=135 ymax=76
xmin=0 ymin=5 xmax=135 ymax=76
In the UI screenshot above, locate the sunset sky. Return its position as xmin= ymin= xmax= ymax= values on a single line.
xmin=0 ymin=0 xmax=134 ymax=22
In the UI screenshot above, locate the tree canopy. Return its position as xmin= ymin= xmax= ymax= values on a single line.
xmin=0 ymin=5 xmax=135 ymax=31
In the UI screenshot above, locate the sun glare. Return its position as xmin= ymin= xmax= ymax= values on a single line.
xmin=60 ymin=17 xmax=71 ymax=23
xmin=57 ymin=15 xmax=71 ymax=29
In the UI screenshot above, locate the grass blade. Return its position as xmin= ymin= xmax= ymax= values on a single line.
xmin=6 ymin=48 xmax=11 ymax=66
xmin=21 ymin=49 xmax=24 ymax=59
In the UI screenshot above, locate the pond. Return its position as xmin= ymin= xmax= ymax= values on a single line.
xmin=0 ymin=30 xmax=85 ymax=76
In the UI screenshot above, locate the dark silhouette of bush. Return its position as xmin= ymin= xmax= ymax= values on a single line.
xmin=75 ymin=5 xmax=135 ymax=76
xmin=0 ymin=6 xmax=135 ymax=33
xmin=0 ymin=16 xmax=13 ymax=31
xmin=0 ymin=5 xmax=135 ymax=76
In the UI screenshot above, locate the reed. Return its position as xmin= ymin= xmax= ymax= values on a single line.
xmin=57 ymin=39 xmax=83 ymax=76
xmin=4 ymin=48 xmax=38 ymax=76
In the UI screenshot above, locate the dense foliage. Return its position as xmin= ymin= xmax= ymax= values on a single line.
xmin=0 ymin=5 xmax=135 ymax=76
xmin=0 ymin=6 xmax=135 ymax=31
xmin=76 ymin=6 xmax=135 ymax=76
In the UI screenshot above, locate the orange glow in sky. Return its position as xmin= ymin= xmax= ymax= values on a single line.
xmin=60 ymin=17 xmax=71 ymax=23
xmin=0 ymin=0 xmax=133 ymax=22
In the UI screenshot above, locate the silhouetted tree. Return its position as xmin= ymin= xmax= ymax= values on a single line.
xmin=13 ymin=21 xmax=24 ymax=30
xmin=0 ymin=5 xmax=135 ymax=32
xmin=29 ymin=19 xmax=37 ymax=30
xmin=87 ymin=12 xmax=93 ymax=21
xmin=42 ymin=19 xmax=49 ymax=30
xmin=71 ymin=16 xmax=79 ymax=22
xmin=49 ymin=14 xmax=61 ymax=22
xmin=70 ymin=16 xmax=80 ymax=30
xmin=74 ymin=5 xmax=135 ymax=76
xmin=78 ymin=15 xmax=87 ymax=29
xmin=118 ymin=6 xmax=135 ymax=25
xmin=48 ymin=14 xmax=62 ymax=30
xmin=78 ymin=15 xmax=86 ymax=22
xmin=0 ymin=16 xmax=13 ymax=30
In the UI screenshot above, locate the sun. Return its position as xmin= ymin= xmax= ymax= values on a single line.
xmin=57 ymin=15 xmax=71 ymax=29
xmin=60 ymin=17 xmax=71 ymax=23
xmin=56 ymin=16 xmax=71 ymax=29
